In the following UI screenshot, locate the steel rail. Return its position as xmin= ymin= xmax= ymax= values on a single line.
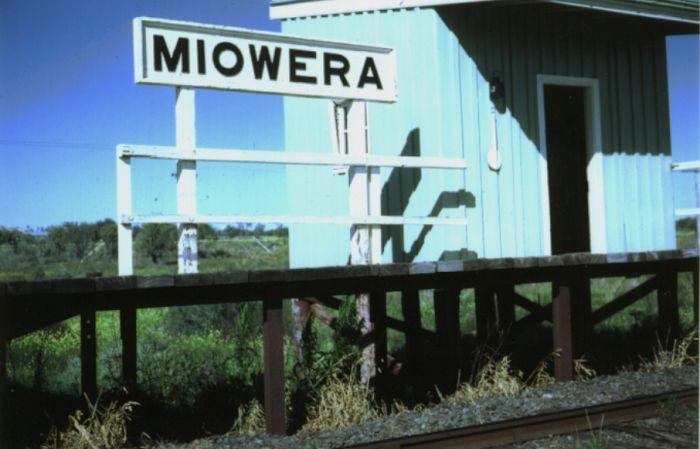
xmin=348 ymin=387 xmax=697 ymax=449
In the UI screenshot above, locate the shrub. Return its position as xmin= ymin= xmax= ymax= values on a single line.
xmin=135 ymin=223 xmax=177 ymax=264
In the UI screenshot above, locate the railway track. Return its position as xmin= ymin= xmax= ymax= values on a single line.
xmin=348 ymin=387 xmax=697 ymax=449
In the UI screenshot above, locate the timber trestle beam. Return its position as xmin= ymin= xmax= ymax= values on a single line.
xmin=0 ymin=249 xmax=697 ymax=439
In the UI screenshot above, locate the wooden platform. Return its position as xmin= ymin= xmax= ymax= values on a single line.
xmin=0 ymin=249 xmax=697 ymax=440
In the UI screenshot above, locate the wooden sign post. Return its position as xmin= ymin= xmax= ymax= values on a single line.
xmin=345 ymin=101 xmax=382 ymax=383
xmin=175 ymin=87 xmax=198 ymax=274
xmin=120 ymin=16 xmax=468 ymax=434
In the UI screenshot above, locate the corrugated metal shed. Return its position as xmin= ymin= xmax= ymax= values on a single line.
xmin=277 ymin=1 xmax=698 ymax=268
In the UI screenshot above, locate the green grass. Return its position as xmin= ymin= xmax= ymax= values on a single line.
xmin=0 ymin=235 xmax=288 ymax=281
xmin=5 ymin=234 xmax=287 ymax=407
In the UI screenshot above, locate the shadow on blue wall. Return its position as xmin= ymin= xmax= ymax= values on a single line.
xmin=381 ymin=128 xmax=477 ymax=261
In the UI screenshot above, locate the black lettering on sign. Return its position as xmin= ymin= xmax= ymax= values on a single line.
xmin=289 ymin=49 xmax=317 ymax=84
xmin=153 ymin=35 xmax=190 ymax=73
xmin=197 ymin=39 xmax=206 ymax=74
xmin=323 ymin=53 xmax=350 ymax=87
xmin=249 ymin=45 xmax=282 ymax=80
xmin=213 ymin=42 xmax=244 ymax=77
xmin=358 ymin=57 xmax=383 ymax=90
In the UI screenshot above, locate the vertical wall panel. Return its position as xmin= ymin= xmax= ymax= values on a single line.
xmin=527 ymin=11 xmax=545 ymax=256
xmin=510 ymin=9 xmax=528 ymax=256
xmin=460 ymin=9 xmax=486 ymax=258
xmin=496 ymin=11 xmax=517 ymax=257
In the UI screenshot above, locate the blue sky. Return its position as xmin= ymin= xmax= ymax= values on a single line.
xmin=0 ymin=1 xmax=698 ymax=229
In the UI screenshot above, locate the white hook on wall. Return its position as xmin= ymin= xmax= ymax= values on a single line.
xmin=487 ymin=108 xmax=502 ymax=172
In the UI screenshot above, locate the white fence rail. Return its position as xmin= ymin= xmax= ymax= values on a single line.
xmin=672 ymin=160 xmax=700 ymax=218
xmin=117 ymin=90 xmax=469 ymax=275
xmin=118 ymin=145 xmax=467 ymax=169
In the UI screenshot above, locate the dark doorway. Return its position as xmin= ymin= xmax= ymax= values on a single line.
xmin=544 ymin=85 xmax=590 ymax=255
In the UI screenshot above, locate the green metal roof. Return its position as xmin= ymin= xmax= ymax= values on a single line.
xmin=270 ymin=0 xmax=699 ymax=23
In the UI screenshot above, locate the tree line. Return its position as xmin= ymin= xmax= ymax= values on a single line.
xmin=0 ymin=220 xmax=288 ymax=275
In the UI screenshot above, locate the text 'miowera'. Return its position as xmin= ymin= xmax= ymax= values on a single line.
xmin=133 ymin=17 xmax=397 ymax=103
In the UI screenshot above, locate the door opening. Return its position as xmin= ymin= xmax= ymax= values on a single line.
xmin=544 ymin=85 xmax=590 ymax=255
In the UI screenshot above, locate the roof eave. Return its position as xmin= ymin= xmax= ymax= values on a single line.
xmin=270 ymin=0 xmax=699 ymax=24
xmin=550 ymin=0 xmax=699 ymax=24
xmin=269 ymin=0 xmax=506 ymax=20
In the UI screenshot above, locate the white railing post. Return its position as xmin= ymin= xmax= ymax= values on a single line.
xmin=672 ymin=160 xmax=700 ymax=249
xmin=366 ymin=99 xmax=382 ymax=264
xmin=346 ymin=101 xmax=376 ymax=383
xmin=117 ymin=147 xmax=133 ymax=276
xmin=347 ymin=101 xmax=372 ymax=264
xmin=176 ymin=87 xmax=198 ymax=274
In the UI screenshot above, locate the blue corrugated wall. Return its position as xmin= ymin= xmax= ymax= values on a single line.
xmin=281 ymin=4 xmax=675 ymax=268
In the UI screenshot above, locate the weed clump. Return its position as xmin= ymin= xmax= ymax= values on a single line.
xmin=450 ymin=351 xmax=577 ymax=403
xmin=450 ymin=356 xmax=525 ymax=402
xmin=302 ymin=369 xmax=378 ymax=432
xmin=574 ymin=356 xmax=597 ymax=380
xmin=230 ymin=399 xmax=265 ymax=435
xmin=639 ymin=329 xmax=698 ymax=371
xmin=41 ymin=394 xmax=138 ymax=449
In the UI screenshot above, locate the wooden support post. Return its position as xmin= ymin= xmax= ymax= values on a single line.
xmin=290 ymin=298 xmax=307 ymax=371
xmin=401 ymin=289 xmax=423 ymax=385
xmin=657 ymin=269 xmax=680 ymax=341
xmin=692 ymin=265 xmax=698 ymax=328
xmin=117 ymin=146 xmax=137 ymax=393
xmin=263 ymin=297 xmax=285 ymax=435
xmin=571 ymin=277 xmax=591 ymax=357
xmin=0 ymin=293 xmax=8 ymax=449
xmin=552 ymin=283 xmax=573 ymax=382
xmin=369 ymin=290 xmax=387 ymax=400
xmin=474 ymin=286 xmax=496 ymax=343
xmin=369 ymin=291 xmax=387 ymax=376
xmin=494 ymin=285 xmax=515 ymax=332
xmin=81 ymin=309 xmax=97 ymax=399
xmin=346 ymin=100 xmax=378 ymax=384
xmin=176 ymin=87 xmax=198 ymax=274
xmin=434 ymin=288 xmax=461 ymax=394
xmin=120 ymin=305 xmax=137 ymax=391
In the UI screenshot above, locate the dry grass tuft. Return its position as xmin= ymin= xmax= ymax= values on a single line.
xmin=640 ymin=329 xmax=698 ymax=372
xmin=450 ymin=356 xmax=525 ymax=402
xmin=302 ymin=371 xmax=378 ymax=431
xmin=451 ymin=352 xmax=565 ymax=403
xmin=41 ymin=394 xmax=139 ymax=449
xmin=230 ymin=399 xmax=265 ymax=435
xmin=525 ymin=352 xmax=557 ymax=387
xmin=574 ymin=356 xmax=597 ymax=380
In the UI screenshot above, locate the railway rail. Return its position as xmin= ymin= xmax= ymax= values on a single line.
xmin=348 ymin=387 xmax=698 ymax=449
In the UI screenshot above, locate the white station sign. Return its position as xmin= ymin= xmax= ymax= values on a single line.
xmin=133 ymin=17 xmax=397 ymax=103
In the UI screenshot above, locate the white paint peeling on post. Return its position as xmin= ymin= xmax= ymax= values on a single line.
xmin=176 ymin=87 xmax=198 ymax=274
xmin=117 ymin=149 xmax=133 ymax=275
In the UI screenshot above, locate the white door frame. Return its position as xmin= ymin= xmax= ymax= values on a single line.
xmin=536 ymin=74 xmax=607 ymax=255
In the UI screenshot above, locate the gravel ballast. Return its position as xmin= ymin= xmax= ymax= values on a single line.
xmin=155 ymin=366 xmax=698 ymax=449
